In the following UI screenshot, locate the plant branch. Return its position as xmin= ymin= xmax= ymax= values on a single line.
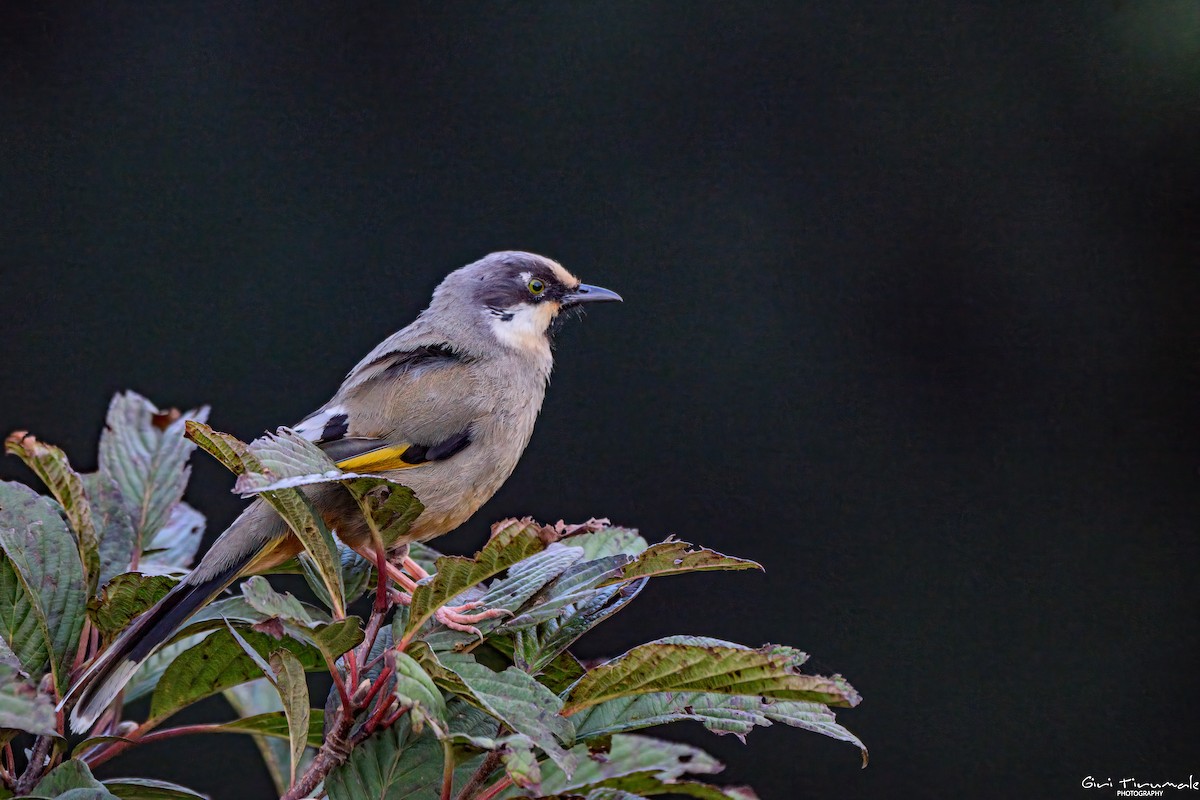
xmin=473 ymin=775 xmax=513 ymax=800
xmin=14 ymin=734 xmax=56 ymax=794
xmin=454 ymin=750 xmax=503 ymax=800
xmin=440 ymin=737 xmax=456 ymax=800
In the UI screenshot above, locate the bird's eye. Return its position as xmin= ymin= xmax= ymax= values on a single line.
xmin=527 ymin=278 xmax=546 ymax=295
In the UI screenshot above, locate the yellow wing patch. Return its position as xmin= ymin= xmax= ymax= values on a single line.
xmin=336 ymin=445 xmax=422 ymax=473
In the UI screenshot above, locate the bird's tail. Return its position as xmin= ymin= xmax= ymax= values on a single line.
xmin=64 ymin=564 xmax=242 ymax=734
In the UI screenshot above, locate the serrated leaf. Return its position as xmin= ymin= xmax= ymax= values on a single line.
xmin=500 ymin=555 xmax=631 ymax=631
xmin=572 ymin=692 xmax=866 ymax=762
xmin=268 ymin=648 xmax=310 ymax=786
xmin=0 ymin=662 xmax=56 ymax=735
xmin=0 ymin=481 xmax=88 ymax=692
xmin=98 ymin=392 xmax=207 ymax=555
xmin=147 ymin=625 xmax=326 ymax=726
xmin=340 ymin=477 xmax=424 ymax=549
xmin=404 ymin=519 xmax=548 ymax=638
xmin=88 ymin=573 xmax=178 ymax=639
xmin=102 ymin=778 xmax=209 ymax=800
xmin=0 ymin=555 xmax=42 ymax=680
xmin=324 ymin=721 xmax=444 ymax=800
xmin=82 ymin=473 xmax=137 ymax=589
xmin=529 ymin=579 xmax=646 ymax=673
xmin=139 ymin=503 xmax=204 ymax=573
xmin=6 ymin=433 xmax=101 ymax=594
xmin=185 ymin=422 xmax=345 ymax=617
xmin=535 ymin=734 xmax=721 ymax=796
xmin=598 ymin=541 xmax=762 ymax=586
xmin=561 ymin=639 xmax=861 ymax=715
xmin=422 ymin=649 xmax=577 ymax=774
xmin=173 ymin=596 xmax=358 ymax=664
xmin=568 ymin=527 xmax=649 ymax=560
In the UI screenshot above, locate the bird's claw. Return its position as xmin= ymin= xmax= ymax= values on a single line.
xmin=433 ymin=603 xmax=512 ymax=639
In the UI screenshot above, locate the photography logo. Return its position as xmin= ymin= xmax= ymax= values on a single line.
xmin=1082 ymin=776 xmax=1199 ymax=797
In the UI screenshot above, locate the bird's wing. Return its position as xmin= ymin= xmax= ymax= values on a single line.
xmin=294 ymin=342 xmax=481 ymax=474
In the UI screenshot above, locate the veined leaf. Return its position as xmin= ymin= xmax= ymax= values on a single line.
xmin=98 ymin=392 xmax=207 ymax=554
xmin=31 ymin=759 xmax=110 ymax=796
xmin=0 ymin=662 xmax=56 ymax=735
xmin=598 ymin=541 xmax=762 ymax=586
xmin=268 ymin=648 xmax=310 ymax=786
xmin=567 ymin=527 xmax=649 ymax=560
xmin=6 ymin=432 xmax=101 ymax=594
xmin=529 ymin=579 xmax=646 ymax=673
xmin=148 ymin=625 xmax=325 ymax=726
xmin=173 ymin=595 xmax=359 ymax=664
xmin=561 ymin=637 xmax=862 ymax=715
xmin=324 ymin=721 xmax=444 ymax=800
xmin=572 ymin=692 xmax=867 ymax=763
xmin=340 ymin=476 xmax=424 ymax=549
xmin=0 ymin=480 xmax=88 ymax=692
xmin=404 ymin=519 xmax=548 ymax=638
xmin=102 ymin=778 xmax=210 ymax=799
xmin=139 ymin=502 xmax=204 ymax=573
xmin=535 ymin=734 xmax=721 ymax=796
xmin=82 ymin=473 xmax=138 ymax=589
xmin=184 ymin=422 xmax=345 ymax=617
xmin=418 ymin=648 xmax=577 ymax=774
xmin=499 ymin=555 xmax=631 ymax=631
xmin=240 ymin=576 xmax=315 ymax=627
xmin=390 ymin=651 xmax=448 ymax=723
xmin=88 ymin=573 xmax=178 ymax=639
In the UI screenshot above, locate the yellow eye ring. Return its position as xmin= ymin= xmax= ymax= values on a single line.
xmin=528 ymin=278 xmax=546 ymax=295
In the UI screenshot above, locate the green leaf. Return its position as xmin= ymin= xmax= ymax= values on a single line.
xmin=0 ymin=555 xmax=42 ymax=681
xmin=535 ymin=734 xmax=721 ymax=796
xmin=597 ymin=541 xmax=762 ymax=586
xmin=324 ymin=722 xmax=444 ymax=800
xmin=527 ymin=579 xmax=646 ymax=673
xmin=404 ymin=519 xmax=548 ymax=638
xmin=0 ymin=662 xmax=56 ymax=735
xmin=568 ymin=527 xmax=649 ymax=560
xmin=240 ymin=576 xmax=315 ymax=627
xmin=82 ymin=473 xmax=137 ymax=589
xmin=147 ymin=625 xmax=325 ymax=726
xmin=339 ymin=477 xmax=424 ymax=549
xmin=561 ymin=638 xmax=861 ymax=715
xmin=102 ymin=778 xmax=209 ymax=800
xmin=421 ymin=649 xmax=577 ymax=774
xmin=32 ymin=759 xmax=108 ymax=795
xmin=390 ymin=651 xmax=447 ymax=723
xmin=5 ymin=433 xmax=101 ymax=595
xmin=499 ymin=555 xmax=631 ymax=631
xmin=0 ymin=481 xmax=88 ymax=692
xmin=184 ymin=422 xmax=345 ymax=617
xmin=572 ymin=692 xmax=866 ymax=762
xmin=139 ymin=502 xmax=204 ymax=573
xmin=88 ymin=573 xmax=178 ymax=639
xmin=97 ymin=392 xmax=207 ymax=554
xmin=268 ymin=648 xmax=310 ymax=787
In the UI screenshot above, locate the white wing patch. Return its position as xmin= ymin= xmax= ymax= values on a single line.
xmin=294 ymin=405 xmax=349 ymax=443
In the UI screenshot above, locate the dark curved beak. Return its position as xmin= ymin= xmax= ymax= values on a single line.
xmin=562 ymin=283 xmax=623 ymax=307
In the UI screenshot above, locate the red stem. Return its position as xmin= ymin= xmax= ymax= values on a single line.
xmin=473 ymin=776 xmax=513 ymax=800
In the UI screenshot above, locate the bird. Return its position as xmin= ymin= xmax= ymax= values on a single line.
xmin=65 ymin=251 xmax=621 ymax=734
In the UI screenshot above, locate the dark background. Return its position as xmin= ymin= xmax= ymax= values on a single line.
xmin=2 ymin=2 xmax=1198 ymax=798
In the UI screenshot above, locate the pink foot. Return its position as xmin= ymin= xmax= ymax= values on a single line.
xmin=434 ymin=602 xmax=511 ymax=638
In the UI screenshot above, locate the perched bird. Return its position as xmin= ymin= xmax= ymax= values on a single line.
xmin=66 ymin=251 xmax=621 ymax=733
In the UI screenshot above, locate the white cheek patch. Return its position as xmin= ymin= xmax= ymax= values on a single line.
xmin=489 ymin=303 xmax=558 ymax=353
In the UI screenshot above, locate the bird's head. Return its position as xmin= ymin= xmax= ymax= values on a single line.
xmin=430 ymin=251 xmax=622 ymax=357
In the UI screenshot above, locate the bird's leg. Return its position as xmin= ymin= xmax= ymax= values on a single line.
xmin=395 ymin=556 xmax=509 ymax=635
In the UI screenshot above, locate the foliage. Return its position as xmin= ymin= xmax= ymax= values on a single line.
xmin=0 ymin=392 xmax=864 ymax=799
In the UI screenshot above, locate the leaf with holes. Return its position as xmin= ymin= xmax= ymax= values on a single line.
xmin=598 ymin=540 xmax=762 ymax=586
xmin=562 ymin=637 xmax=861 ymax=715
xmin=88 ymin=573 xmax=178 ymax=639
